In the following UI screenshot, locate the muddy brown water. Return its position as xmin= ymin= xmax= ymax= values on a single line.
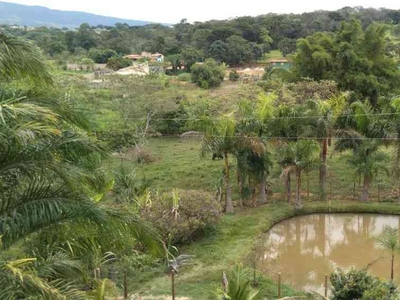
xmin=256 ymin=213 xmax=400 ymax=295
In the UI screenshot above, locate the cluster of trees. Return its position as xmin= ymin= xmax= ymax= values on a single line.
xmin=2 ymin=6 xmax=400 ymax=67
xmin=292 ymin=20 xmax=400 ymax=106
xmin=0 ymin=32 xmax=162 ymax=298
xmin=190 ymin=81 xmax=400 ymax=212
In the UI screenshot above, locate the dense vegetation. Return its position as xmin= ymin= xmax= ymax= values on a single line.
xmin=2 ymin=6 xmax=400 ymax=68
xmin=2 ymin=6 xmax=400 ymax=300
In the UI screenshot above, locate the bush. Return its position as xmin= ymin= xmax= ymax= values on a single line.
xmin=229 ymin=70 xmax=240 ymax=81
xmin=191 ymin=59 xmax=225 ymax=89
xmin=143 ymin=190 xmax=221 ymax=243
xmin=177 ymin=72 xmax=192 ymax=82
xmin=89 ymin=49 xmax=118 ymax=63
xmin=330 ymin=268 xmax=399 ymax=300
xmin=106 ymin=57 xmax=132 ymax=71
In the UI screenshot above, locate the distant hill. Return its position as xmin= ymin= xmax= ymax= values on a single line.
xmin=0 ymin=1 xmax=159 ymax=28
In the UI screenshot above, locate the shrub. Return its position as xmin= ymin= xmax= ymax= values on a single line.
xmin=330 ymin=268 xmax=399 ymax=300
xmin=191 ymin=59 xmax=225 ymax=89
xmin=106 ymin=57 xmax=132 ymax=71
xmin=143 ymin=190 xmax=221 ymax=243
xmin=177 ymin=72 xmax=192 ymax=82
xmin=229 ymin=70 xmax=240 ymax=81
xmin=89 ymin=49 xmax=118 ymax=63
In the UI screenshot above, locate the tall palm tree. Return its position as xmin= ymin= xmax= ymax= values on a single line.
xmin=236 ymin=94 xmax=275 ymax=205
xmin=305 ymin=94 xmax=347 ymax=201
xmin=376 ymin=226 xmax=400 ymax=280
xmin=346 ymin=141 xmax=389 ymax=201
xmin=271 ymin=105 xmax=306 ymax=202
xmin=335 ymin=101 xmax=389 ymax=201
xmin=277 ymin=140 xmax=319 ymax=207
xmin=199 ymin=113 xmax=237 ymax=213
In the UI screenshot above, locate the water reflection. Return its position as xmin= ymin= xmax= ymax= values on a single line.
xmin=257 ymin=214 xmax=400 ymax=294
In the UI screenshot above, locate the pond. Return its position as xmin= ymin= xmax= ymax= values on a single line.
xmin=256 ymin=213 xmax=400 ymax=295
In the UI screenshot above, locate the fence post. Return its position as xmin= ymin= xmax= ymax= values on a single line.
xmin=123 ymin=269 xmax=128 ymax=299
xmin=278 ymin=272 xmax=281 ymax=298
xmin=325 ymin=274 xmax=328 ymax=298
xmin=171 ymin=271 xmax=176 ymax=300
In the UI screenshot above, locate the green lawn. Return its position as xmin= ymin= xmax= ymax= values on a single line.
xmin=109 ymin=137 xmax=396 ymax=202
xmin=260 ymin=50 xmax=285 ymax=63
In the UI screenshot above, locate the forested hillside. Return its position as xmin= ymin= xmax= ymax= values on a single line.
xmin=0 ymin=1 xmax=154 ymax=28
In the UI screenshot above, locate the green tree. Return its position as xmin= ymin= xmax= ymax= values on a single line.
xmin=277 ymin=140 xmax=319 ymax=207
xmin=376 ymin=226 xmax=400 ymax=280
xmin=181 ymin=47 xmax=202 ymax=71
xmin=167 ymin=54 xmax=183 ymax=73
xmin=346 ymin=141 xmax=389 ymax=201
xmin=226 ymin=35 xmax=253 ymax=65
xmin=209 ymin=40 xmax=229 ymax=63
xmin=292 ymin=20 xmax=400 ymax=107
xmin=191 ymin=59 xmax=226 ymax=89
xmin=278 ymin=38 xmax=297 ymax=57
xmin=198 ymin=113 xmax=237 ymax=213
xmin=335 ymin=101 xmax=389 ymax=201
xmin=305 ymin=94 xmax=347 ymax=201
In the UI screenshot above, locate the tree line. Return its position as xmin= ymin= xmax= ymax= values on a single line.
xmin=2 ymin=6 xmax=400 ymax=67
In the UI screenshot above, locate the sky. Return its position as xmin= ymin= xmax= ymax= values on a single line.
xmin=5 ymin=0 xmax=400 ymax=24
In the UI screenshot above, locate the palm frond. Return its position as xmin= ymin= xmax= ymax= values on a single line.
xmin=0 ymin=32 xmax=52 ymax=84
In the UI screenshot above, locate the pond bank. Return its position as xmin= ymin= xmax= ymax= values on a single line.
xmin=134 ymin=200 xmax=400 ymax=299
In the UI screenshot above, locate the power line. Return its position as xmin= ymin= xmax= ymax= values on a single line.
xmin=95 ymin=132 xmax=400 ymax=141
xmin=116 ymin=112 xmax=399 ymax=121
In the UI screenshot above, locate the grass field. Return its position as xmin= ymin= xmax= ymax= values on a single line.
xmin=109 ymin=137 xmax=396 ymax=203
xmin=261 ymin=50 xmax=286 ymax=63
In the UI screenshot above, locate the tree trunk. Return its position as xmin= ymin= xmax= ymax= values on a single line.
xmin=286 ymin=173 xmax=291 ymax=203
xmin=224 ymin=152 xmax=234 ymax=213
xmin=391 ymin=254 xmax=395 ymax=280
xmin=360 ymin=175 xmax=371 ymax=202
xmin=320 ymin=139 xmax=328 ymax=201
xmin=171 ymin=272 xmax=175 ymax=300
xmin=259 ymin=171 xmax=267 ymax=205
xmin=237 ymin=169 xmax=243 ymax=208
xmin=296 ymin=169 xmax=302 ymax=208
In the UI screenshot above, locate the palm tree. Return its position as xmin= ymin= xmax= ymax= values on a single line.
xmin=271 ymin=105 xmax=306 ymax=203
xmin=0 ymin=32 xmax=52 ymax=84
xmin=335 ymin=101 xmax=389 ymax=201
xmin=305 ymin=94 xmax=347 ymax=201
xmin=277 ymin=140 xmax=319 ymax=207
xmin=199 ymin=113 xmax=237 ymax=213
xmin=346 ymin=141 xmax=389 ymax=201
xmin=376 ymin=226 xmax=400 ymax=280
xmin=236 ymin=94 xmax=275 ymax=205
xmin=0 ymin=33 xmax=162 ymax=298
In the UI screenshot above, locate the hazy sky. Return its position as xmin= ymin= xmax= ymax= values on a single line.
xmin=5 ymin=0 xmax=400 ymax=24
